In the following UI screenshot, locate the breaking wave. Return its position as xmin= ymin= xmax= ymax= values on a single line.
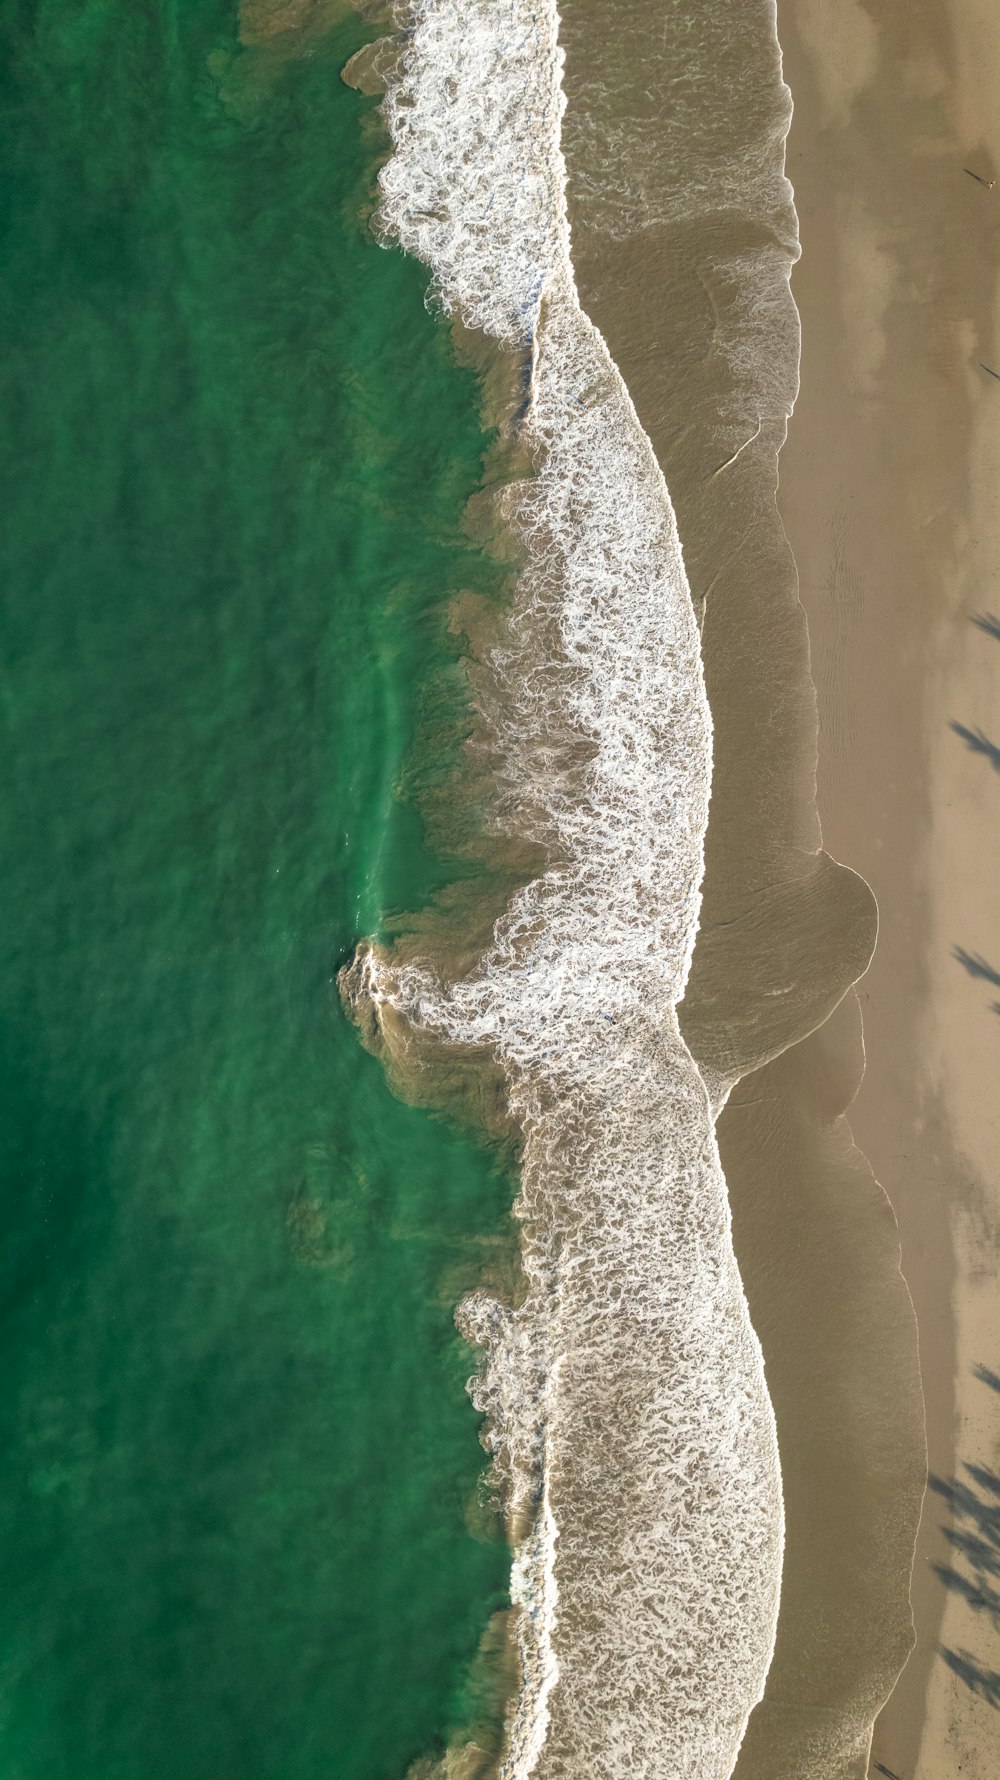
xmin=340 ymin=2 xmax=784 ymax=1773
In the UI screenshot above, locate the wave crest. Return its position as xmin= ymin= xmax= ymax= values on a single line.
xmin=342 ymin=3 xmax=784 ymax=1773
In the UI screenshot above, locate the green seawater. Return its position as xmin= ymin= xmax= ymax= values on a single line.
xmin=0 ymin=6 xmax=513 ymax=1776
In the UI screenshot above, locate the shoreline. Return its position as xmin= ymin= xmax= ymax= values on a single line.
xmin=558 ymin=0 xmax=926 ymax=1769
xmin=343 ymin=2 xmax=788 ymax=1773
xmin=345 ymin=1 xmax=999 ymax=1773
xmin=777 ymin=1 xmax=1000 ymax=1773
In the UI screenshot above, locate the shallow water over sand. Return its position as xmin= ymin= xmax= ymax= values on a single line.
xmin=343 ymin=1 xmax=790 ymax=1773
xmin=556 ymin=1 xmax=925 ymax=1773
xmin=345 ymin=0 xmax=926 ymax=1772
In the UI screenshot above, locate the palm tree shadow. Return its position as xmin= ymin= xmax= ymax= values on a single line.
xmin=971 ymin=611 xmax=1000 ymax=643
xmin=938 ymin=1646 xmax=1000 ymax=1708
xmin=953 ymin=945 xmax=1000 ymax=989
xmin=933 ymin=1562 xmax=1000 ymax=1621
xmin=931 ymin=1368 xmax=1000 ymax=1709
xmin=950 ymin=721 xmax=1000 ymax=773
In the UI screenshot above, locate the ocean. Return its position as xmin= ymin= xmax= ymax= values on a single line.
xmin=0 ymin=5 xmax=515 ymax=1776
xmin=1 ymin=1 xmax=926 ymax=1777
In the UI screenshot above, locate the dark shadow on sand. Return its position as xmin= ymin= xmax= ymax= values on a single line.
xmin=929 ymin=1369 xmax=1000 ymax=1709
xmin=950 ymin=721 xmax=1000 ymax=772
xmin=971 ymin=611 xmax=1000 ymax=643
xmin=952 ymin=946 xmax=1000 ymax=988
xmin=938 ymin=1647 xmax=1000 ymax=1708
xmin=932 ymin=1563 xmax=1000 ymax=1622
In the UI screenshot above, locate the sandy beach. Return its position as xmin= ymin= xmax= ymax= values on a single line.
xmin=777 ymin=2 xmax=1000 ymax=1773
xmin=558 ymin=2 xmax=924 ymax=1771
xmin=556 ymin=0 xmax=1000 ymax=1773
xmin=347 ymin=0 xmax=999 ymax=1769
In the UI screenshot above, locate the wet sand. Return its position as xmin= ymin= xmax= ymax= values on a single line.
xmin=345 ymin=0 xmax=999 ymax=1770
xmin=778 ymin=2 xmax=1000 ymax=1774
xmin=557 ymin=1 xmax=927 ymax=1772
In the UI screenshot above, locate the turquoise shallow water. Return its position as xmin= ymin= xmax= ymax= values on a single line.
xmin=0 ymin=6 xmax=511 ymax=1776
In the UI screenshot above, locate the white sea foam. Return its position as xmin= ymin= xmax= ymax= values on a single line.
xmin=350 ymin=2 xmax=785 ymax=1773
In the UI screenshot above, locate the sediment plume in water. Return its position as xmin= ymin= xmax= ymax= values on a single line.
xmin=339 ymin=1 xmax=784 ymax=1775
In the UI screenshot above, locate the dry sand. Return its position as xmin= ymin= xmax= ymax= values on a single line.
xmin=779 ymin=1 xmax=1000 ymax=1773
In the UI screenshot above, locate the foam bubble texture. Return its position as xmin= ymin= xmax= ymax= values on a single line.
xmin=356 ymin=3 xmax=785 ymax=1773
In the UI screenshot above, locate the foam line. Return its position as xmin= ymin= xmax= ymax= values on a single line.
xmin=346 ymin=3 xmax=785 ymax=1772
